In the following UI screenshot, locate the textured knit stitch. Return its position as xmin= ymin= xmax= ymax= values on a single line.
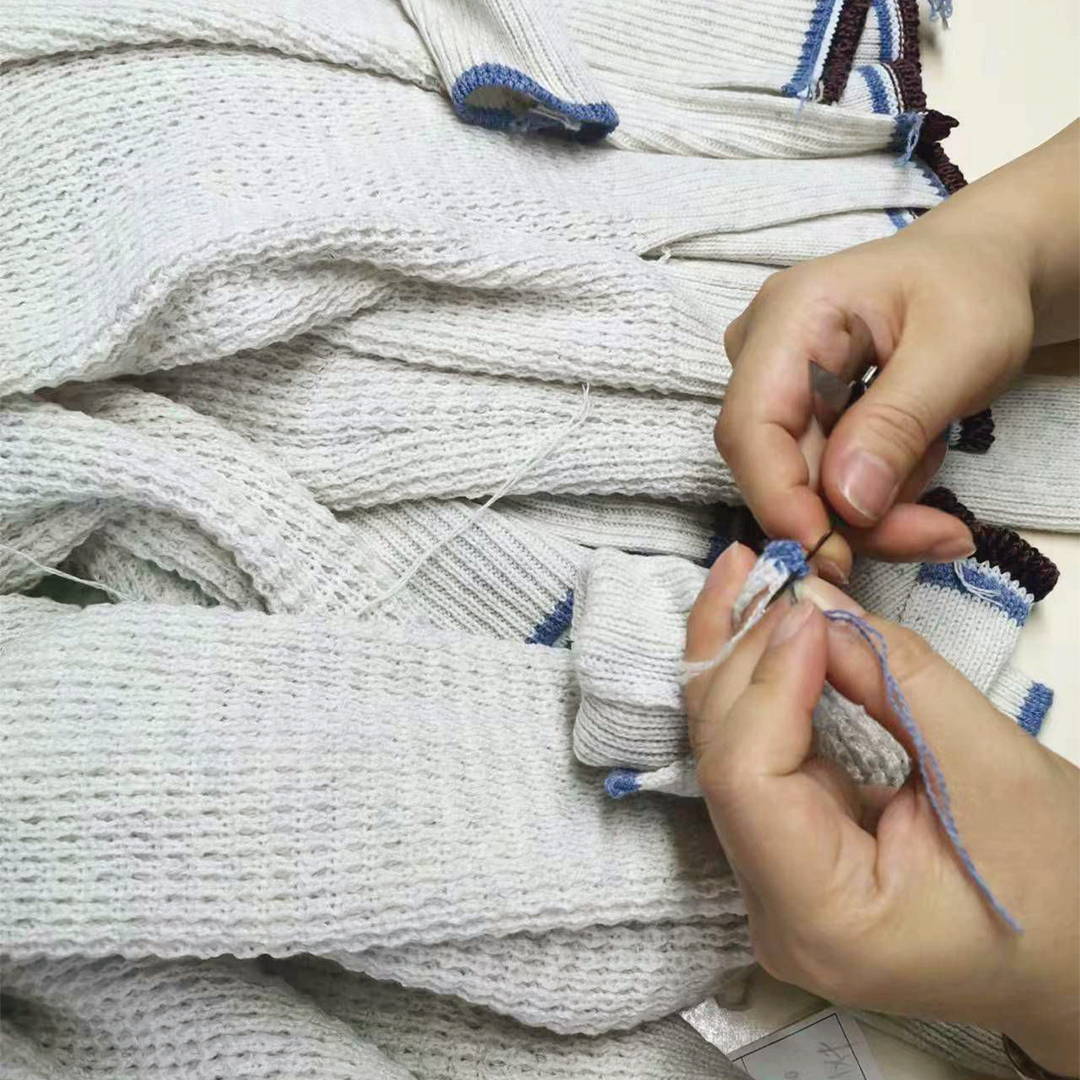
xmin=0 ymin=596 xmax=744 ymax=953
xmin=1 ymin=44 xmax=943 ymax=397
xmin=571 ymin=546 xmax=909 ymax=790
xmin=0 ymin=0 xmax=1067 ymax=1069
xmin=988 ymin=666 xmax=1054 ymax=737
xmin=403 ymin=0 xmax=616 ymax=138
xmin=938 ymin=375 xmax=1080 ymax=531
xmin=0 ymin=953 xmax=753 ymax=1080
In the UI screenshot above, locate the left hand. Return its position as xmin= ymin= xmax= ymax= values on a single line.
xmin=684 ymin=542 xmax=1080 ymax=1076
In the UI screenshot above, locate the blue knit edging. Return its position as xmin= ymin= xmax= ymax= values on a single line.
xmin=604 ymin=769 xmax=641 ymax=799
xmin=763 ymin=539 xmax=809 ymax=579
xmin=1017 ymin=681 xmax=1053 ymax=737
xmin=451 ymin=63 xmax=618 ymax=142
xmin=886 ymin=208 xmax=911 ymax=231
xmin=916 ymin=561 xmax=1031 ymax=626
xmin=782 ymin=0 xmax=836 ymax=98
xmin=873 ymin=0 xmax=896 ymax=61
xmin=703 ymin=534 xmax=733 ymax=568
xmin=859 ymin=63 xmax=892 ymax=114
xmin=526 ymin=589 xmax=574 ymax=645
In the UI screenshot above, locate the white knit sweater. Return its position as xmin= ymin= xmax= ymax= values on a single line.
xmin=0 ymin=2 xmax=1064 ymax=1077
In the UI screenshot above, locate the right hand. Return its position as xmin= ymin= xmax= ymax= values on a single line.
xmin=716 ymin=222 xmax=1030 ymax=581
xmin=715 ymin=122 xmax=1079 ymax=583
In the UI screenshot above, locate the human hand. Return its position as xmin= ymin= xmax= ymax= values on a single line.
xmin=715 ymin=223 xmax=1026 ymax=579
xmin=715 ymin=122 xmax=1079 ymax=583
xmin=685 ymin=543 xmax=1080 ymax=1076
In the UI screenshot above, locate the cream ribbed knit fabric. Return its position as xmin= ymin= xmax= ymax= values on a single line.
xmin=2 ymin=2 xmax=1073 ymax=1076
xmin=938 ymin=375 xmax=1080 ymax=531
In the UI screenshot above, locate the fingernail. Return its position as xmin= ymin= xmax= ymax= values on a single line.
xmin=794 ymin=575 xmax=864 ymax=615
xmin=925 ymin=534 xmax=977 ymax=562
xmin=816 ymin=558 xmax=849 ymax=586
xmin=704 ymin=540 xmax=744 ymax=590
xmin=768 ymin=598 xmax=814 ymax=647
xmin=837 ymin=448 xmax=899 ymax=523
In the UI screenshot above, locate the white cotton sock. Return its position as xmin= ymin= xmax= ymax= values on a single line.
xmin=1 ymin=41 xmax=941 ymax=399
xmin=272 ymin=957 xmax=751 ymax=1080
xmin=937 ymin=375 xmax=1080 ymax=532
xmin=0 ymin=595 xmax=742 ymax=964
xmin=0 ymin=0 xmax=439 ymax=88
xmin=572 ymin=549 xmax=706 ymax=769
xmin=401 ymin=0 xmax=616 ymax=139
xmin=1 ymin=955 xmax=413 ymax=1080
xmin=329 ymin=917 xmax=752 ymax=1036
xmin=499 ymin=494 xmax=721 ymax=561
xmin=986 ymin=665 xmax=1054 ymax=738
xmin=0 ymin=389 xmax=413 ymax=621
xmin=67 ymin=535 xmax=217 ymax=608
xmin=663 ymin=208 xmax=905 ymax=265
xmin=139 ymin=340 xmax=739 ymax=507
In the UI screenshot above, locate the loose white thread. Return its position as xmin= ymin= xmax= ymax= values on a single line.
xmin=356 ymin=383 xmax=592 ymax=617
xmin=952 ymin=559 xmax=1007 ymax=610
xmin=0 ymin=541 xmax=137 ymax=603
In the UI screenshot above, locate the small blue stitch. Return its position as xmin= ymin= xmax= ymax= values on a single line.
xmin=928 ymin=0 xmax=954 ymax=25
xmin=782 ymin=0 xmax=835 ymax=99
xmin=893 ymin=110 xmax=925 ymax=164
xmin=762 ymin=539 xmax=810 ymax=579
xmin=450 ymin=64 xmax=618 ymax=142
xmin=1017 ymin=681 xmax=1053 ymax=737
xmin=886 ymin=208 xmax=911 ymax=231
xmin=917 ymin=562 xmax=1031 ymax=626
xmin=526 ymin=589 xmax=574 ymax=646
xmin=826 ymin=610 xmax=1020 ymax=932
xmin=604 ymin=769 xmax=641 ymax=799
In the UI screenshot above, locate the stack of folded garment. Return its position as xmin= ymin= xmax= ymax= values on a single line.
xmin=2 ymin=2 xmax=1076 ymax=1077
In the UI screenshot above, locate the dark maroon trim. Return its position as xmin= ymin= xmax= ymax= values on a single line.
xmin=820 ymin=0 xmax=872 ymax=104
xmin=920 ymin=487 xmax=1059 ymax=601
xmin=953 ymin=408 xmax=995 ymax=453
xmin=892 ymin=0 xmax=968 ymax=193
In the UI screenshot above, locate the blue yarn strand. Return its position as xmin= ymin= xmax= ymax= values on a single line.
xmin=826 ymin=609 xmax=1021 ymax=932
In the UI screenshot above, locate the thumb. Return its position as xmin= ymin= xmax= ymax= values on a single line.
xmin=822 ymin=327 xmax=964 ymax=527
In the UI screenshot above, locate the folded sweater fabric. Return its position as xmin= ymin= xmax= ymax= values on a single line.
xmin=1 ymin=3 xmax=1073 ymax=1077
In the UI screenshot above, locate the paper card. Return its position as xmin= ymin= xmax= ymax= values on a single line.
xmin=728 ymin=1006 xmax=885 ymax=1080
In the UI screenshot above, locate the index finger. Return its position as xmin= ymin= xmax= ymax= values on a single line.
xmin=716 ymin=309 xmax=862 ymax=580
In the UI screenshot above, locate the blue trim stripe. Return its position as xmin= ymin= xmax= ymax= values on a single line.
xmin=886 ymin=208 xmax=911 ymax=231
xmin=859 ymin=63 xmax=892 ymax=114
xmin=873 ymin=0 xmax=895 ymax=60
xmin=604 ymin=769 xmax=641 ymax=799
xmin=704 ymin=534 xmax=733 ymax=568
xmin=782 ymin=0 xmax=835 ymax=98
xmin=916 ymin=562 xmax=1032 ymax=626
xmin=526 ymin=589 xmax=574 ymax=646
xmin=1017 ymin=681 xmax=1053 ymax=737
xmin=451 ymin=64 xmax=617 ymax=142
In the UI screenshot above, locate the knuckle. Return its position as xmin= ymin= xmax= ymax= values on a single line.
xmin=857 ymin=399 xmax=933 ymax=463
xmin=713 ymin=408 xmax=738 ymax=460
xmin=878 ymin=624 xmax=937 ymax=686
xmin=722 ymin=316 xmax=744 ymax=359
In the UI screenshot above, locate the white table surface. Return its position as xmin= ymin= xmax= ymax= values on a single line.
xmin=730 ymin=4 xmax=1080 ymax=1076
